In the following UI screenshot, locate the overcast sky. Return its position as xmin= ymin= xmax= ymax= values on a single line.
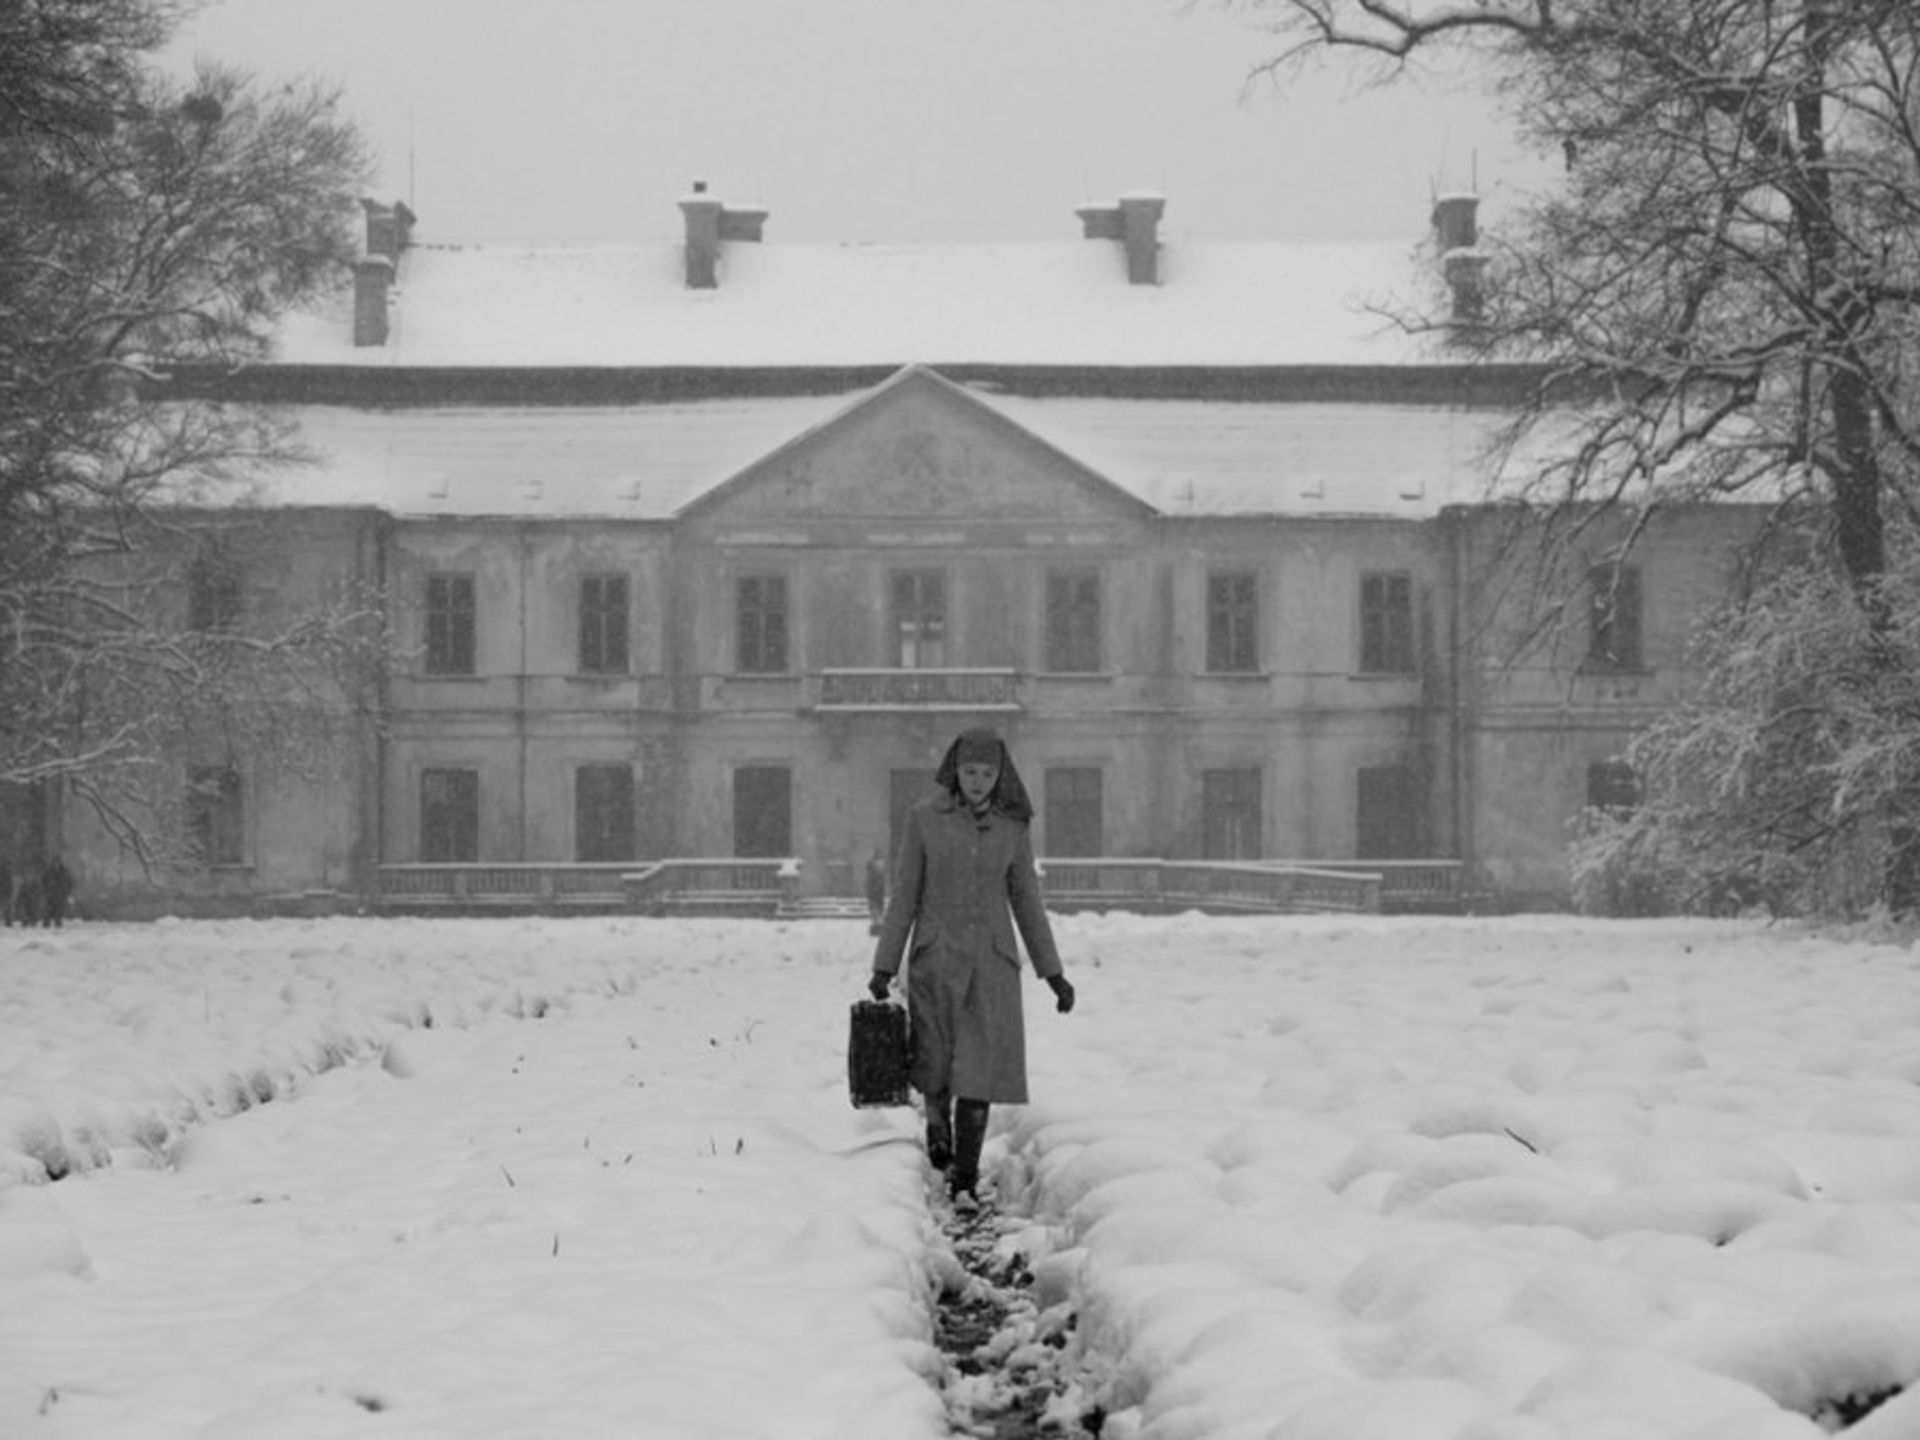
xmin=162 ymin=0 xmax=1554 ymax=246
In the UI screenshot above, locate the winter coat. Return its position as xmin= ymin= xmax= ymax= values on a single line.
xmin=871 ymin=790 xmax=1063 ymax=1104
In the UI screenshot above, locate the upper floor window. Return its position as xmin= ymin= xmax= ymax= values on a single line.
xmin=891 ymin=569 xmax=947 ymax=668
xmin=1206 ymin=570 xmax=1258 ymax=673
xmin=420 ymin=766 xmax=479 ymax=862
xmin=578 ymin=573 xmax=630 ymax=675
xmin=736 ymin=574 xmax=789 ymax=674
xmin=1586 ymin=563 xmax=1644 ymax=671
xmin=425 ymin=572 xmax=476 ymax=676
xmin=1359 ymin=571 xmax=1415 ymax=675
xmin=1201 ymin=767 xmax=1262 ymax=861
xmin=187 ymin=764 xmax=244 ymax=865
xmin=187 ymin=552 xmax=241 ymax=632
xmin=1046 ymin=570 xmax=1102 ymax=673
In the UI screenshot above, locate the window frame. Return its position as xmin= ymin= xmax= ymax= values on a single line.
xmin=889 ymin=568 xmax=948 ymax=669
xmin=186 ymin=764 xmax=246 ymax=866
xmin=577 ymin=573 xmax=631 ymax=676
xmin=424 ymin=571 xmax=477 ymax=677
xmin=574 ymin=763 xmax=636 ymax=862
xmin=1205 ymin=569 xmax=1259 ymax=674
xmin=1585 ymin=563 xmax=1645 ymax=673
xmin=1043 ymin=766 xmax=1105 ymax=857
xmin=1358 ymin=570 xmax=1416 ymax=676
xmin=419 ymin=766 xmax=480 ymax=862
xmin=735 ymin=572 xmax=791 ymax=675
xmin=1200 ymin=766 xmax=1263 ymax=861
xmin=1045 ymin=569 xmax=1103 ymax=674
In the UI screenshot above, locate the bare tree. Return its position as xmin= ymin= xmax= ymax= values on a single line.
xmin=1 ymin=0 xmax=380 ymax=865
xmin=1238 ymin=0 xmax=1920 ymax=913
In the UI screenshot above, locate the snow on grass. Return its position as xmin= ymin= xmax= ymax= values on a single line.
xmin=4 ymin=912 xmax=1920 ymax=1437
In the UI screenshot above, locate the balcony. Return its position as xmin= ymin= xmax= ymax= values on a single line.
xmin=812 ymin=667 xmax=1022 ymax=713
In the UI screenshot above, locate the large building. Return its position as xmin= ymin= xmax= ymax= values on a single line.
xmin=48 ymin=188 xmax=1765 ymax=915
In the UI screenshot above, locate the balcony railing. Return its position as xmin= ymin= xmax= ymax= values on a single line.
xmin=1036 ymin=859 xmax=1386 ymax=914
xmin=813 ymin=668 xmax=1021 ymax=712
xmin=376 ymin=859 xmax=798 ymax=915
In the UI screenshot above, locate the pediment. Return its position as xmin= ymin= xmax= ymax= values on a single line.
xmin=679 ymin=366 xmax=1155 ymax=524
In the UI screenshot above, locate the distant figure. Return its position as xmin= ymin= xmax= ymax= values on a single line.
xmin=39 ymin=857 xmax=74 ymax=927
xmin=0 ymin=861 xmax=12 ymax=926
xmin=864 ymin=852 xmax=886 ymax=936
xmin=868 ymin=725 xmax=1076 ymax=1208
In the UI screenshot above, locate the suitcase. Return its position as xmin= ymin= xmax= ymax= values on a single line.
xmin=847 ymin=999 xmax=912 ymax=1108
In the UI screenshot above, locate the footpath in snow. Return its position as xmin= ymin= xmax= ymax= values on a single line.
xmin=5 ymin=913 xmax=1920 ymax=1438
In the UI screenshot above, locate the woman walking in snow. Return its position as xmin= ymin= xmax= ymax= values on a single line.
xmin=868 ymin=726 xmax=1075 ymax=1205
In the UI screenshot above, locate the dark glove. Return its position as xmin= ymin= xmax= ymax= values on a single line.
xmin=1047 ymin=974 xmax=1075 ymax=1014
xmin=867 ymin=971 xmax=893 ymax=1003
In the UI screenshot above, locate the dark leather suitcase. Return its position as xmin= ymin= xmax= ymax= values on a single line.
xmin=848 ymin=999 xmax=911 ymax=1108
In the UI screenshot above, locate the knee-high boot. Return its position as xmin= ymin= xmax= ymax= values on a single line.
xmin=924 ymin=1090 xmax=953 ymax=1171
xmin=951 ymin=1099 xmax=990 ymax=1200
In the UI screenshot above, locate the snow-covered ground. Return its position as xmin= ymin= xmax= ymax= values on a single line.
xmin=4 ymin=913 xmax=1920 ymax=1439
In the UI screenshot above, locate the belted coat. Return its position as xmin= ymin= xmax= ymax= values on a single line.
xmin=871 ymin=790 xmax=1063 ymax=1104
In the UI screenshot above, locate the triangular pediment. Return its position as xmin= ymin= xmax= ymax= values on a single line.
xmin=678 ymin=366 xmax=1156 ymax=523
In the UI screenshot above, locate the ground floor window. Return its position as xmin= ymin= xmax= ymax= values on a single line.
xmin=576 ymin=764 xmax=635 ymax=862
xmin=1044 ymin=767 xmax=1104 ymax=856
xmin=734 ymin=766 xmax=792 ymax=858
xmin=420 ymin=767 xmax=479 ymax=862
xmin=187 ymin=765 xmax=245 ymax=865
xmin=1201 ymin=767 xmax=1262 ymax=860
xmin=1356 ymin=764 xmax=1424 ymax=859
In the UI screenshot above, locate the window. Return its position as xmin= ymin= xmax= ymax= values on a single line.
xmin=187 ymin=553 xmax=241 ymax=632
xmin=1356 ymin=765 xmax=1424 ymax=859
xmin=1201 ymin=767 xmax=1262 ymax=860
xmin=733 ymin=766 xmax=792 ymax=858
xmin=890 ymin=570 xmax=946 ymax=668
xmin=420 ymin=767 xmax=479 ymax=862
xmin=1046 ymin=570 xmax=1102 ymax=673
xmin=736 ymin=574 xmax=789 ymax=674
xmin=1044 ymin=768 xmax=1103 ymax=857
xmin=187 ymin=765 xmax=244 ymax=864
xmin=1206 ymin=570 xmax=1258 ymax=673
xmin=578 ymin=574 xmax=629 ymax=675
xmin=575 ymin=764 xmax=635 ymax=861
xmin=1587 ymin=759 xmax=1640 ymax=815
xmin=1587 ymin=564 xmax=1644 ymax=671
xmin=1359 ymin=571 xmax=1415 ymax=675
xmin=425 ymin=572 xmax=476 ymax=676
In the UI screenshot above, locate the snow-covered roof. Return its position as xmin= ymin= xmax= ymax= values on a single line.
xmin=277 ymin=237 xmax=1441 ymax=369
xmin=268 ymin=383 xmax=1512 ymax=521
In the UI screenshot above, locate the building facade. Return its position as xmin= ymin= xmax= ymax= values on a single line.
xmin=38 ymin=190 xmax=1768 ymax=913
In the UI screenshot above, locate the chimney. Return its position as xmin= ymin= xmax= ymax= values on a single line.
xmin=1075 ymin=192 xmax=1165 ymax=284
xmin=353 ymin=255 xmax=393 ymax=346
xmin=1431 ymin=193 xmax=1486 ymax=328
xmin=361 ymin=198 xmax=415 ymax=263
xmin=678 ymin=181 xmax=769 ymax=289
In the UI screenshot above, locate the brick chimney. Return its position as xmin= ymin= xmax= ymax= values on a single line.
xmin=1075 ymin=191 xmax=1165 ymax=285
xmin=353 ymin=198 xmax=415 ymax=347
xmin=362 ymin=198 xmax=417 ymax=263
xmin=678 ymin=182 xmax=769 ymax=289
xmin=353 ymin=255 xmax=393 ymax=346
xmin=1431 ymin=192 xmax=1486 ymax=327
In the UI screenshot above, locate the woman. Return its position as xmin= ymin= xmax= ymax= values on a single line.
xmin=868 ymin=726 xmax=1076 ymax=1205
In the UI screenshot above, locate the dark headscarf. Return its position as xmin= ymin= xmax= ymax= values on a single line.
xmin=933 ymin=725 xmax=1034 ymax=823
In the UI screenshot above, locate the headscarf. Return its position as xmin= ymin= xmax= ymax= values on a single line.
xmin=933 ymin=725 xmax=1034 ymax=823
